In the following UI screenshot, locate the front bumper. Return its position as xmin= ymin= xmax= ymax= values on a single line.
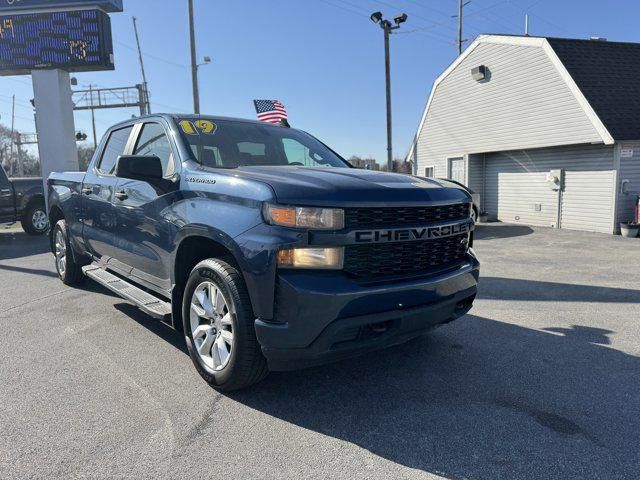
xmin=255 ymin=251 xmax=479 ymax=371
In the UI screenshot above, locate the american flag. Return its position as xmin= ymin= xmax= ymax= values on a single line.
xmin=253 ymin=99 xmax=288 ymax=125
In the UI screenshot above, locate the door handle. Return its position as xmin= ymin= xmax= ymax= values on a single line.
xmin=81 ymin=187 xmax=93 ymax=195
xmin=115 ymin=190 xmax=128 ymax=201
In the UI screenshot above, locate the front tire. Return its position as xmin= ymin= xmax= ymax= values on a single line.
xmin=53 ymin=220 xmax=84 ymax=285
xmin=182 ymin=258 xmax=268 ymax=391
xmin=22 ymin=201 xmax=49 ymax=235
xmin=471 ymin=206 xmax=478 ymax=223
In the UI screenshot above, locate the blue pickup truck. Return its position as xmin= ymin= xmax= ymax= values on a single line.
xmin=47 ymin=114 xmax=479 ymax=391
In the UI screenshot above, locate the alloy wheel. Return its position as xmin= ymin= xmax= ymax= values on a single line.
xmin=189 ymin=281 xmax=234 ymax=371
xmin=32 ymin=209 xmax=48 ymax=231
xmin=54 ymin=229 xmax=67 ymax=277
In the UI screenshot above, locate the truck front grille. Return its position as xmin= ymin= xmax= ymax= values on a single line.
xmin=344 ymin=234 xmax=469 ymax=280
xmin=344 ymin=203 xmax=470 ymax=228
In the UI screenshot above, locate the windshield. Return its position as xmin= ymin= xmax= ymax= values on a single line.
xmin=176 ymin=118 xmax=350 ymax=169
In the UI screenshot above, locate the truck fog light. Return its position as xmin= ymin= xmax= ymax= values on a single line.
xmin=277 ymin=247 xmax=344 ymax=269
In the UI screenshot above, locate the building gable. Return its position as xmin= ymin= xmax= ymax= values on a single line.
xmin=409 ymin=36 xmax=613 ymax=177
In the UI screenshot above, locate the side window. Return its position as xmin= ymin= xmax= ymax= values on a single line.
xmin=424 ymin=167 xmax=434 ymax=177
xmin=97 ymin=126 xmax=133 ymax=174
xmin=237 ymin=141 xmax=268 ymax=166
xmin=282 ymin=138 xmax=326 ymax=167
xmin=134 ymin=123 xmax=174 ymax=176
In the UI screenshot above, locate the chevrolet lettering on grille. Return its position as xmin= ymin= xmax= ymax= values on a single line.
xmin=354 ymin=220 xmax=473 ymax=243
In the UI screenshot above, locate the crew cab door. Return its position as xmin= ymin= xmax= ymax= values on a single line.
xmin=111 ymin=121 xmax=179 ymax=292
xmin=81 ymin=125 xmax=135 ymax=264
xmin=0 ymin=166 xmax=15 ymax=222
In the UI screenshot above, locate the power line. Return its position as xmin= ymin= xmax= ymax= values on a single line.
xmin=0 ymin=95 xmax=33 ymax=110
xmin=318 ymin=0 xmax=366 ymax=18
xmin=0 ymin=110 xmax=33 ymax=122
xmin=115 ymin=40 xmax=189 ymax=69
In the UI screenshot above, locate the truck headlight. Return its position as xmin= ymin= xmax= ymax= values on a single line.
xmin=277 ymin=247 xmax=344 ymax=269
xmin=264 ymin=204 xmax=344 ymax=230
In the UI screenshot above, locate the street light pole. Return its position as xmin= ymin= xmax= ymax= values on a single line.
xmin=371 ymin=12 xmax=407 ymax=173
xmin=188 ymin=0 xmax=200 ymax=114
xmin=383 ymin=27 xmax=392 ymax=173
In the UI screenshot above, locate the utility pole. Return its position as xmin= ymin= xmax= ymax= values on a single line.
xmin=458 ymin=0 xmax=463 ymax=55
xmin=370 ymin=12 xmax=408 ymax=172
xmin=9 ymin=95 xmax=18 ymax=176
xmin=454 ymin=0 xmax=471 ymax=56
xmin=132 ymin=16 xmax=151 ymax=114
xmin=188 ymin=0 xmax=200 ymax=114
xmin=15 ymin=132 xmax=23 ymax=176
xmin=88 ymin=84 xmax=97 ymax=149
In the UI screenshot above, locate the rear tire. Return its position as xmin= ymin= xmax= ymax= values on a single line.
xmin=53 ymin=220 xmax=84 ymax=285
xmin=22 ymin=201 xmax=49 ymax=236
xmin=182 ymin=258 xmax=268 ymax=391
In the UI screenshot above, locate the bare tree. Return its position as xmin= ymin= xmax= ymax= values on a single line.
xmin=381 ymin=158 xmax=412 ymax=174
xmin=77 ymin=146 xmax=96 ymax=172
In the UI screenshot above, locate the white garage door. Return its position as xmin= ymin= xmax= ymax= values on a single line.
xmin=560 ymin=170 xmax=614 ymax=233
xmin=484 ymin=145 xmax=615 ymax=232
xmin=484 ymin=155 xmax=558 ymax=227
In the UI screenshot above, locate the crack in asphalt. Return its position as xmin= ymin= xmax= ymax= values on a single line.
xmin=0 ymin=287 xmax=73 ymax=317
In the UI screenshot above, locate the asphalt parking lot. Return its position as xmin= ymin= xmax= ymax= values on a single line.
xmin=1 ymin=224 xmax=639 ymax=479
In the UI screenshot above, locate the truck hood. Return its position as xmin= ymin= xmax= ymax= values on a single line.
xmin=229 ymin=166 xmax=470 ymax=207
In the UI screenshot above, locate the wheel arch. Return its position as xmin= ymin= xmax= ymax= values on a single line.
xmin=172 ymin=228 xmax=248 ymax=331
xmin=21 ymin=192 xmax=45 ymax=216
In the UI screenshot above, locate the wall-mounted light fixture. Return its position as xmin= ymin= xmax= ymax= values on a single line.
xmin=471 ymin=65 xmax=488 ymax=81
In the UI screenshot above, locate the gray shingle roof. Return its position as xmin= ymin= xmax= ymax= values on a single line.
xmin=547 ymin=37 xmax=640 ymax=141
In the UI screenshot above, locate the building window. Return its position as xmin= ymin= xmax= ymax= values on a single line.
xmin=424 ymin=166 xmax=435 ymax=177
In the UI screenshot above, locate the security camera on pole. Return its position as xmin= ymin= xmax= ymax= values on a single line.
xmin=370 ymin=11 xmax=407 ymax=173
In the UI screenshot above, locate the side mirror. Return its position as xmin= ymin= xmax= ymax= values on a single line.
xmin=115 ymin=155 xmax=163 ymax=181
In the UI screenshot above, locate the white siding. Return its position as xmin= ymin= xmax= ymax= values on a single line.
xmin=414 ymin=41 xmax=603 ymax=178
xmin=617 ymin=142 xmax=640 ymax=225
xmin=484 ymin=144 xmax=615 ymax=232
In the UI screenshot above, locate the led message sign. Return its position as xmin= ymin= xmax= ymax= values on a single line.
xmin=0 ymin=1 xmax=123 ymax=13
xmin=0 ymin=9 xmax=114 ymax=75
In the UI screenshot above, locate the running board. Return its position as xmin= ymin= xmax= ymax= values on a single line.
xmin=82 ymin=264 xmax=172 ymax=320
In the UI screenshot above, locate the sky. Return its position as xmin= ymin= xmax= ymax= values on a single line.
xmin=1 ymin=0 xmax=640 ymax=165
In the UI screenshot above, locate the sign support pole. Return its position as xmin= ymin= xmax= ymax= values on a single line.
xmin=32 ymin=69 xmax=79 ymax=210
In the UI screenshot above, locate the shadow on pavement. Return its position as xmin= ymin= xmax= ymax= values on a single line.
xmin=0 ymin=231 xmax=50 ymax=261
xmin=479 ymin=276 xmax=640 ymax=303
xmin=0 ymin=263 xmax=57 ymax=278
xmin=475 ymin=224 xmax=534 ymax=240
xmin=107 ymin=275 xmax=639 ymax=479
xmin=114 ymin=302 xmax=188 ymax=355
xmin=227 ymin=315 xmax=637 ymax=479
